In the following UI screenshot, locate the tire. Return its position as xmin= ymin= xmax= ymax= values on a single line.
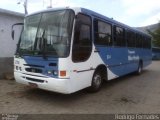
xmin=136 ymin=62 xmax=143 ymax=75
xmin=88 ymin=71 xmax=103 ymax=92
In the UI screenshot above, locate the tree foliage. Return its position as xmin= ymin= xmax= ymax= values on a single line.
xmin=147 ymin=23 xmax=160 ymax=47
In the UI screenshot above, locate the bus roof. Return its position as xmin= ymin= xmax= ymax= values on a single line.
xmin=27 ymin=7 xmax=151 ymax=37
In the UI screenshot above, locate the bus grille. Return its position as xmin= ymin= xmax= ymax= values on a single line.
xmin=25 ymin=68 xmax=42 ymax=73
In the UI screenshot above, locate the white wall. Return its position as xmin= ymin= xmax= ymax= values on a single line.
xmin=0 ymin=13 xmax=23 ymax=58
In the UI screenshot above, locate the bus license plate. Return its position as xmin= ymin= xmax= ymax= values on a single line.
xmin=29 ymin=82 xmax=38 ymax=88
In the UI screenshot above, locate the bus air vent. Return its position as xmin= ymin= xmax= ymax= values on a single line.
xmin=26 ymin=77 xmax=44 ymax=83
xmin=49 ymin=63 xmax=57 ymax=66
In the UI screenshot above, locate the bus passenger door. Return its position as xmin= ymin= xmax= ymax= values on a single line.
xmin=70 ymin=13 xmax=93 ymax=91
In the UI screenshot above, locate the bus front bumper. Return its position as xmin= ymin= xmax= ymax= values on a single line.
xmin=14 ymin=72 xmax=73 ymax=94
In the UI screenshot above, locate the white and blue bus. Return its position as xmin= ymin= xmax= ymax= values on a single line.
xmin=13 ymin=7 xmax=152 ymax=94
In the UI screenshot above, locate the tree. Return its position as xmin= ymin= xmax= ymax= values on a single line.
xmin=147 ymin=23 xmax=160 ymax=47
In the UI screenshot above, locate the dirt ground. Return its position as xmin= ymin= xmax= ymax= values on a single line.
xmin=0 ymin=61 xmax=160 ymax=114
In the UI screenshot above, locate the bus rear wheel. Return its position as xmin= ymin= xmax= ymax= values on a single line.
xmin=88 ymin=71 xmax=103 ymax=92
xmin=136 ymin=62 xmax=143 ymax=75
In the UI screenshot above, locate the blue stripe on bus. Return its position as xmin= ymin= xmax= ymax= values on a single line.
xmin=96 ymin=46 xmax=152 ymax=76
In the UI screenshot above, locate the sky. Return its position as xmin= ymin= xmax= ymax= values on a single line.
xmin=0 ymin=0 xmax=160 ymax=27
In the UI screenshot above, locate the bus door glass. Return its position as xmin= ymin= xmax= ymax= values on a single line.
xmin=72 ymin=14 xmax=92 ymax=62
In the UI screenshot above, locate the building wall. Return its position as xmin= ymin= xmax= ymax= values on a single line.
xmin=0 ymin=12 xmax=24 ymax=78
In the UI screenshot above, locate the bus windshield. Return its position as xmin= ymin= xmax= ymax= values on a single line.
xmin=18 ymin=9 xmax=74 ymax=57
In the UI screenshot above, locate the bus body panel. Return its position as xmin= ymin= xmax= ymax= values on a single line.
xmin=14 ymin=71 xmax=73 ymax=94
xmin=14 ymin=56 xmax=74 ymax=94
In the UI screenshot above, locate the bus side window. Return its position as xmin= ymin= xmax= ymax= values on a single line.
xmin=113 ymin=26 xmax=125 ymax=47
xmin=72 ymin=14 xmax=92 ymax=62
xmin=127 ymin=30 xmax=135 ymax=48
xmin=94 ymin=20 xmax=112 ymax=46
xmin=144 ymin=37 xmax=151 ymax=49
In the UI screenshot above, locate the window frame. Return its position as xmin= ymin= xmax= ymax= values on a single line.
xmin=126 ymin=29 xmax=136 ymax=48
xmin=143 ymin=37 xmax=151 ymax=49
xmin=94 ymin=19 xmax=113 ymax=46
xmin=72 ymin=13 xmax=92 ymax=63
xmin=113 ymin=25 xmax=126 ymax=47
xmin=136 ymin=33 xmax=143 ymax=48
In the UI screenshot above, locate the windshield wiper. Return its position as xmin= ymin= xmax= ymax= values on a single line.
xmin=41 ymin=30 xmax=47 ymax=59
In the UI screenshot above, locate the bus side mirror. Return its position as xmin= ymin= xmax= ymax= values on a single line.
xmin=12 ymin=30 xmax=15 ymax=40
xmin=11 ymin=23 xmax=24 ymax=40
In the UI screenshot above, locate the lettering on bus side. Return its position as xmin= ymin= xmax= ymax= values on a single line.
xmin=128 ymin=56 xmax=139 ymax=61
xmin=128 ymin=50 xmax=135 ymax=54
xmin=127 ymin=50 xmax=139 ymax=61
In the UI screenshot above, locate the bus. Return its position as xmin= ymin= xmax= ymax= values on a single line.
xmin=152 ymin=47 xmax=160 ymax=60
xmin=13 ymin=7 xmax=152 ymax=94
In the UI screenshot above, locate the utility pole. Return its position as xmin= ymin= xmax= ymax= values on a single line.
xmin=24 ymin=0 xmax=28 ymax=15
xmin=17 ymin=0 xmax=28 ymax=15
xmin=47 ymin=0 xmax=52 ymax=8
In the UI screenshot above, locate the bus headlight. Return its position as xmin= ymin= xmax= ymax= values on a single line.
xmin=15 ymin=60 xmax=20 ymax=65
xmin=53 ymin=71 xmax=58 ymax=76
xmin=19 ymin=67 xmax=22 ymax=71
xmin=15 ymin=66 xmax=22 ymax=71
xmin=47 ymin=70 xmax=58 ymax=76
xmin=15 ymin=66 xmax=19 ymax=70
xmin=47 ymin=70 xmax=52 ymax=74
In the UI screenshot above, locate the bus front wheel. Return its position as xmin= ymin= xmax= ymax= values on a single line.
xmin=88 ymin=71 xmax=103 ymax=92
